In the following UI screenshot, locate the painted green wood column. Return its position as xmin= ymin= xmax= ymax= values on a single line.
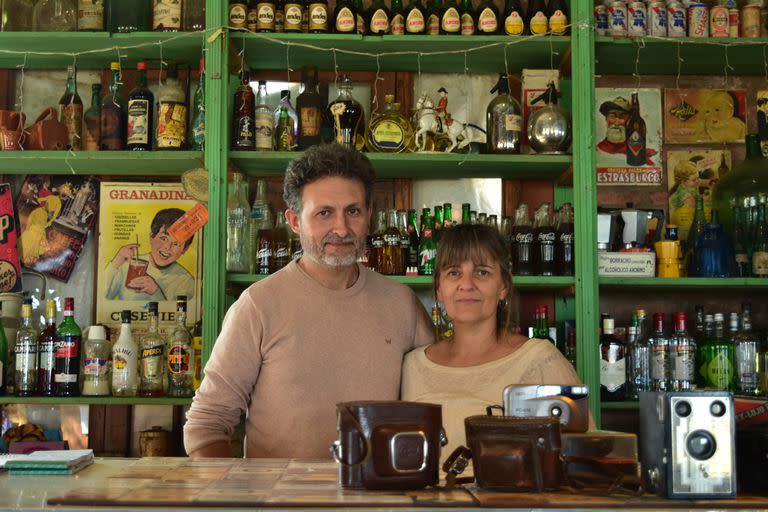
xmin=570 ymin=1 xmax=600 ymax=425
xmin=201 ymin=1 xmax=229 ymax=367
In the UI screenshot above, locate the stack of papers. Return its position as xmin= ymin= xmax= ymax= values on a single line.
xmin=0 ymin=449 xmax=94 ymax=475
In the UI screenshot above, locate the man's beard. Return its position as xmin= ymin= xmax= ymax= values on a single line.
xmin=301 ymin=232 xmax=362 ymax=268
xmin=606 ymin=124 xmax=626 ymax=143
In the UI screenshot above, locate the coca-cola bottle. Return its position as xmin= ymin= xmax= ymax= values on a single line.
xmin=555 ymin=202 xmax=574 ymax=276
xmin=511 ymin=203 xmax=533 ymax=276
xmin=533 ymin=203 xmax=556 ymax=276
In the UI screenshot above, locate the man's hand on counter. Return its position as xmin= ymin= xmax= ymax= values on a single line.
xmin=188 ymin=441 xmax=234 ymax=458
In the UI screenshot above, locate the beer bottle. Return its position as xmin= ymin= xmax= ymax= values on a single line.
xmin=229 ymin=0 xmax=248 ymax=28
xmin=398 ymin=210 xmax=410 ymax=274
xmin=333 ymin=0 xmax=356 ymax=33
xmin=232 ymin=70 xmax=256 ymax=150
xmin=255 ymin=0 xmax=277 ymax=31
xmin=354 ymin=0 xmax=366 ymax=33
xmin=308 ymin=0 xmax=328 ymax=32
xmin=547 ymin=0 xmax=568 ymax=35
xmin=272 ymin=212 xmax=291 ymax=272
xmin=275 ymin=0 xmax=285 ymax=31
xmin=433 ymin=205 xmax=444 ymax=243
xmin=54 ymin=297 xmax=81 ymax=397
xmin=459 ymin=0 xmax=474 ymax=35
xmin=275 ymin=103 xmax=294 ymax=150
xmin=600 ymin=317 xmax=627 ymax=402
xmin=461 ymin=203 xmax=471 ymax=224
xmin=296 ymin=66 xmax=323 ymax=149
xmin=247 ymin=0 xmax=258 ymax=30
xmin=390 ymin=0 xmax=404 ymax=34
xmin=404 ymin=0 xmax=426 ymax=34
xmin=533 ymin=203 xmax=555 ymax=276
xmin=426 ymin=0 xmax=441 ymax=34
xmin=83 ymin=83 xmax=101 ymax=151
xmin=283 ymin=0 xmax=303 ymax=32
xmin=555 ymin=203 xmax=574 ymax=276
xmin=512 ymin=203 xmax=533 ymax=275
xmin=443 ymin=203 xmax=453 ymax=229
xmin=407 ymin=209 xmax=420 ymax=270
xmin=418 ymin=215 xmax=437 ymax=276
xmin=625 ymin=92 xmax=647 ymax=166
xmin=301 ymin=0 xmax=309 ymax=31
xmin=502 ymin=0 xmax=524 ymax=35
xmin=37 ymin=299 xmax=57 ymax=397
xmin=59 ymin=65 xmax=83 ymax=150
xmin=100 ymin=62 xmax=126 ymax=150
xmin=439 ymin=0 xmax=460 ymax=34
xmin=126 ymin=61 xmax=154 ymax=151
xmin=527 ymin=0 xmax=547 ymax=35
xmin=474 ymin=0 xmax=499 ymax=34
xmin=366 ymin=0 xmax=390 ymax=34
xmin=139 ymin=302 xmax=165 ymax=397
xmin=381 ymin=209 xmax=403 ymax=275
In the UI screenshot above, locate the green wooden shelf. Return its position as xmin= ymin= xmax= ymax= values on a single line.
xmin=601 ymin=401 xmax=639 ymax=409
xmin=0 ymin=396 xmax=192 ymax=405
xmin=599 ymin=277 xmax=768 ymax=289
xmin=231 ymin=151 xmax=572 ymax=180
xmin=0 ymin=31 xmax=206 ymax=69
xmin=0 ymin=151 xmax=203 ymax=175
xmin=232 ymin=32 xmax=571 ymax=73
xmin=596 ymin=36 xmax=768 ymax=75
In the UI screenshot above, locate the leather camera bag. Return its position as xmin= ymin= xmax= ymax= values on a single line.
xmin=23 ymin=107 xmax=69 ymax=150
xmin=0 ymin=110 xmax=26 ymax=150
xmin=331 ymin=400 xmax=443 ymax=490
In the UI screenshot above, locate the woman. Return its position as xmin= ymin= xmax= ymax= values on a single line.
xmin=401 ymin=223 xmax=585 ymax=461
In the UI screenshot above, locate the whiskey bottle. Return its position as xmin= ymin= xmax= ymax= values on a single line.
xmin=502 ymin=0 xmax=524 ymax=35
xmin=232 ymin=70 xmax=256 ymax=150
xmin=625 ymin=92 xmax=647 ymax=166
xmin=390 ymin=0 xmax=404 ymax=34
xmin=77 ymin=0 xmax=104 ymax=30
xmin=439 ymin=0 xmax=460 ymax=34
xmin=527 ymin=0 xmax=547 ymax=35
xmin=307 ymin=0 xmax=328 ymax=32
xmin=404 ymin=0 xmax=426 ymax=34
xmin=100 ymin=62 xmax=126 ymax=150
xmin=425 ymin=0 xmax=440 ymax=34
xmin=126 ymin=61 xmax=154 ymax=151
xmin=152 ymin=0 xmax=181 ymax=31
xmin=254 ymin=80 xmax=274 ymax=151
xmin=486 ymin=73 xmax=521 ymax=154
xmin=59 ymin=65 xmax=83 ymax=151
xmin=367 ymin=0 xmax=390 ymax=34
xmin=475 ymin=0 xmax=498 ymax=34
xmin=156 ymin=63 xmax=187 ymax=150
xmin=326 ymin=75 xmax=364 ymax=150
xmin=365 ymin=94 xmax=414 ymax=153
xmin=333 ymin=0 xmax=356 ymax=33
xmin=83 ymin=84 xmax=101 ymax=151
xmin=459 ymin=0 xmax=474 ymax=35
xmin=296 ymin=66 xmax=323 ymax=149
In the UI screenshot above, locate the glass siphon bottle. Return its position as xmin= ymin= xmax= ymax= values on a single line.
xmin=54 ymin=297 xmax=81 ymax=397
xmin=296 ymin=67 xmax=324 ymax=149
xmin=232 ymin=70 xmax=256 ymax=150
xmin=152 ymin=0 xmax=181 ymax=31
xmin=166 ymin=296 xmax=194 ymax=397
xmin=365 ymin=95 xmax=414 ymax=153
xmin=83 ymin=84 xmax=102 ymax=151
xmin=82 ymin=325 xmax=111 ymax=396
xmin=226 ymin=172 xmax=251 ymax=273
xmin=600 ymin=317 xmax=626 ymax=402
xmin=127 ymin=61 xmax=154 ymax=151
xmin=33 ymin=0 xmax=77 ymax=31
xmin=333 ymin=0 xmax=356 ymax=32
xmin=486 ymin=73 xmax=521 ymax=154
xmin=14 ymin=301 xmax=38 ymax=397
xmin=112 ymin=310 xmax=139 ymax=396
xmin=156 ymin=63 xmax=187 ymax=150
xmin=59 ymin=65 xmax=83 ymax=151
xmin=105 ymin=0 xmax=151 ymax=32
xmin=77 ymin=0 xmax=104 ymax=30
xmin=326 ymin=75 xmax=364 ymax=150
xmin=501 ymin=0 xmax=524 ymax=35
xmin=404 ymin=0 xmax=426 ymax=33
xmin=37 ymin=299 xmax=57 ymax=397
xmin=100 ymin=62 xmax=126 ymax=150
xmin=139 ymin=302 xmax=165 ymax=397
xmin=189 ymin=58 xmax=206 ymax=150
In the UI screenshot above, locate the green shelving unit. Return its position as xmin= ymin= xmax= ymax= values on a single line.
xmin=0 ymin=151 xmax=203 ymax=175
xmin=601 ymin=401 xmax=640 ymax=410
xmin=600 ymin=277 xmax=768 ymax=289
xmin=0 ymin=396 xmax=191 ymax=406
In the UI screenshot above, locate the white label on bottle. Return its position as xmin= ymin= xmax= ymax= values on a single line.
xmin=460 ymin=12 xmax=474 ymax=34
xmin=254 ymin=113 xmax=274 ymax=150
xmin=127 ymin=99 xmax=150 ymax=145
xmin=370 ymin=8 xmax=389 ymax=33
xmin=308 ymin=3 xmax=328 ymax=30
xmin=257 ymin=3 xmax=276 ymax=29
xmin=55 ymin=373 xmax=78 ymax=383
xmin=505 ymin=11 xmax=523 ymax=34
xmin=156 ymin=102 xmax=187 ymax=149
xmin=335 ymin=7 xmax=355 ymax=32
xmin=284 ymin=4 xmax=303 ymax=29
xmin=78 ymin=0 xmax=104 ymax=30
xmin=406 ymin=9 xmax=424 ymax=32
xmin=600 ymin=357 xmax=626 ymax=392
xmin=504 ymin=114 xmax=522 ymax=132
xmin=478 ymin=7 xmax=497 ymax=32
xmin=391 ymin=13 xmax=404 ymax=34
xmin=672 ymin=345 xmax=695 ymax=382
xmin=650 ymin=345 xmax=668 ymax=380
xmin=230 ymin=4 xmax=247 ymax=27
xmin=441 ymin=7 xmax=460 ymax=32
xmin=153 ymin=0 xmax=181 ymax=30
xmin=15 ymin=348 xmax=36 ymax=373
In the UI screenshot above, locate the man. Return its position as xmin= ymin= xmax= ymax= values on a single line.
xmin=436 ymin=87 xmax=449 ymax=133
xmin=184 ymin=144 xmax=434 ymax=458
xmin=596 ymin=96 xmax=631 ymax=154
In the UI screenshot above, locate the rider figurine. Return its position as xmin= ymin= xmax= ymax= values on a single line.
xmin=436 ymin=87 xmax=449 ymax=133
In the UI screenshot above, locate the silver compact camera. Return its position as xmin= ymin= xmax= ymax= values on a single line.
xmin=502 ymin=384 xmax=590 ymax=433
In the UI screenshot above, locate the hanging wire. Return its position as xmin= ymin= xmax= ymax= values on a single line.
xmin=15 ymin=53 xmax=28 ymax=151
xmin=633 ymin=39 xmax=645 ymax=92
xmin=372 ymin=54 xmax=382 ymax=112
xmin=333 ymin=48 xmax=340 ymax=95
xmin=675 ymin=41 xmax=683 ymax=91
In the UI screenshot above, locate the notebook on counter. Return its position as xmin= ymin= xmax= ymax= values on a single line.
xmin=1 ymin=449 xmax=94 ymax=474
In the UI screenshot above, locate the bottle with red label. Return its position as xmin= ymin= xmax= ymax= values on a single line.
xmin=502 ymin=0 xmax=524 ymax=35
xmin=440 ymin=0 xmax=461 ymax=34
xmin=166 ymin=296 xmax=194 ymax=397
xmin=54 ymin=297 xmax=81 ymax=397
xmin=625 ymin=92 xmax=647 ymax=167
xmin=333 ymin=0 xmax=356 ymax=33
xmin=547 ymin=0 xmax=568 ymax=35
xmin=527 ymin=0 xmax=547 ymax=35
xmin=426 ymin=0 xmax=441 ymax=34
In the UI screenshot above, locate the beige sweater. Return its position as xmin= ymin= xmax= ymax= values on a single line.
xmin=184 ymin=260 xmax=434 ymax=458
xmin=401 ymin=339 xmax=583 ymax=463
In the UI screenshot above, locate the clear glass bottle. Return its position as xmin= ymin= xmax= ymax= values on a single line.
xmin=139 ymin=302 xmax=165 ymax=397
xmin=326 ymin=75 xmax=364 ymax=150
xmin=669 ymin=311 xmax=696 ymax=391
xmin=82 ymin=325 xmax=111 ymax=396
xmin=54 ymin=297 xmax=81 ymax=397
xmin=532 ymin=203 xmax=555 ymax=276
xmin=273 ymin=90 xmax=298 ymax=148
xmin=254 ymin=80 xmax=274 ymax=151
xmin=36 ymin=299 xmax=57 ymax=397
xmin=77 ymin=0 xmax=104 ymax=30
xmin=156 ymin=63 xmax=187 ymax=150
xmin=59 ymin=65 xmax=83 ymax=151
xmin=83 ymin=83 xmax=102 ymax=151
xmin=14 ymin=301 xmax=38 ymax=397
xmin=3 ymin=0 xmax=36 ymax=31
xmin=33 ymin=0 xmax=77 ymax=31
xmin=100 ymin=62 xmax=126 ymax=150
xmin=555 ymin=203 xmax=574 ymax=276
xmin=183 ymin=0 xmax=205 ymax=29
xmin=272 ymin=212 xmax=290 ymax=272
xmin=628 ymin=309 xmax=649 ymax=399
xmin=365 ymin=94 xmax=414 ymax=153
xmin=112 ymin=310 xmax=138 ymax=396
xmin=189 ymin=58 xmax=205 ymax=150
xmin=226 ymin=172 xmax=251 ymax=273
xmin=249 ymin=179 xmax=273 ymax=274
xmin=647 ymin=312 xmax=669 ymax=391
xmin=600 ymin=317 xmax=626 ymax=402
xmin=734 ymin=303 xmax=762 ymax=395
xmin=167 ymin=296 xmax=194 ymax=397
xmin=511 ymin=203 xmax=533 ymax=276
xmin=486 ymin=73 xmax=521 ymax=154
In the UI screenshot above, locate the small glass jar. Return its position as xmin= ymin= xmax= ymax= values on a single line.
xmin=82 ymin=325 xmax=111 ymax=396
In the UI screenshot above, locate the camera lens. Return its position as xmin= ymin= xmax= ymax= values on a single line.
xmin=710 ymin=400 xmax=726 ymax=417
xmin=675 ymin=400 xmax=692 ymax=417
xmin=686 ymin=430 xmax=717 ymax=461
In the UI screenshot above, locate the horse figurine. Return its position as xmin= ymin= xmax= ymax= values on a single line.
xmin=412 ymin=92 xmax=485 ymax=153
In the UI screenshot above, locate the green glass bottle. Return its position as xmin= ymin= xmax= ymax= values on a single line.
xmin=461 ymin=203 xmax=471 ymax=224
xmin=83 ymin=83 xmax=101 ymax=151
xmin=433 ymin=204 xmax=444 ymax=243
xmin=418 ymin=214 xmax=437 ymax=276
xmin=390 ymin=0 xmax=404 ymax=34
xmin=54 ymin=297 xmax=81 ymax=397
xmin=425 ymin=0 xmax=440 ymax=34
xmin=353 ymin=0 xmax=366 ymax=33
xmin=189 ymin=58 xmax=205 ymax=151
xmin=697 ymin=313 xmax=735 ymax=390
xmin=535 ymin=304 xmax=557 ymax=350
xmin=407 ymin=208 xmax=420 ymax=270
xmin=459 ymin=0 xmax=474 ymax=34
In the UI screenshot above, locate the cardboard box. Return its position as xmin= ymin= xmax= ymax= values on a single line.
xmin=598 ymin=252 xmax=656 ymax=277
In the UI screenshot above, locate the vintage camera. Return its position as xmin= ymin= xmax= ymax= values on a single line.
xmin=639 ymin=391 xmax=736 ymax=499
xmin=502 ymin=384 xmax=590 ymax=433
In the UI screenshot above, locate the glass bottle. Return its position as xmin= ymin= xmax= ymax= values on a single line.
xmin=461 ymin=203 xmax=471 ymax=224
xmin=527 ymin=0 xmax=547 ymax=35
xmin=189 ymin=58 xmax=205 ymax=150
xmin=512 ymin=203 xmax=533 ymax=276
xmin=37 ymin=299 xmax=57 ymax=397
xmin=226 ymin=173 xmax=251 ymax=273
xmin=474 ymin=0 xmax=497 ymax=34
xmin=354 ymin=0 xmax=365 ymax=33
xmin=443 ymin=203 xmax=453 ymax=229
xmin=100 ymin=61 xmax=126 ymax=150
xmin=628 ymin=309 xmax=649 ymax=399
xmin=366 ymin=0 xmax=389 ymax=33
xmin=697 ymin=312 xmax=735 ymax=391
xmin=3 ymin=0 xmax=36 ymax=31
xmin=232 ymin=70 xmax=256 ymax=150
xmin=255 ymin=204 xmax=275 ymax=275
xmin=555 ymin=203 xmax=574 ymax=276
xmin=365 ymin=94 xmax=414 ymax=153
xmin=333 ymin=0 xmax=356 ymax=32
xmin=533 ymin=203 xmax=555 ymax=276
xmin=83 ymin=83 xmax=102 ymax=151
xmin=307 ymin=0 xmax=328 ymax=31
xmin=274 ymin=0 xmax=285 ymax=31
xmin=282 ymin=0 xmax=301 ymax=31
xmin=33 ymin=0 xmax=77 ymax=30
xmin=732 ymin=199 xmax=750 ymax=276
xmin=380 ymin=209 xmax=403 ymax=275
xmin=296 ymin=66 xmax=323 ymax=149
xmin=600 ymin=317 xmax=627 ymax=402
xmin=275 ymin=102 xmax=294 ymax=151
xmin=735 ymin=303 xmax=762 ymax=395
xmin=752 ymin=201 xmax=768 ymax=277
xmin=126 ymin=61 xmax=154 ymax=151
xmin=486 ymin=73 xmax=521 ymax=154
xmin=418 ymin=214 xmax=437 ymax=275
xmin=153 ymin=0 xmax=181 ymax=31
xmin=425 ymin=0 xmax=440 ymax=34
xmin=273 ymin=90 xmax=298 ymax=149
xmin=59 ymin=65 xmax=83 ymax=151
xmin=670 ymin=311 xmax=696 ymax=391
xmin=229 ymin=0 xmax=248 ymax=28
xmin=404 ymin=0 xmax=426 ymax=34
xmin=547 ymin=0 xmax=568 ymax=35
xmin=397 ymin=209 xmax=410 ymax=274
xmin=167 ymin=296 xmax=194 ymax=397
xmin=255 ymin=0 xmax=277 ymax=31
xmin=272 ymin=212 xmax=291 ymax=272
xmin=625 ymin=92 xmax=647 ymax=166
xmin=459 ymin=0 xmax=474 ymax=34
xmin=327 ymin=75 xmax=364 ymax=150
xmin=0 ymin=302 xmax=7 ymax=395
xmin=254 ymin=80 xmax=274 ymax=151
xmin=407 ymin=208 xmax=420 ymax=270
xmin=647 ymin=312 xmax=669 ymax=391
xmin=139 ymin=301 xmax=165 ymax=397
xmin=105 ymin=0 xmax=151 ymax=32
xmin=54 ymin=297 xmax=81 ymax=397
xmin=191 ymin=317 xmax=203 ymax=390
xmin=156 ymin=63 xmax=187 ymax=150
xmin=686 ymin=194 xmax=707 ymax=273
xmin=77 ymin=0 xmax=104 ymax=30
xmin=439 ymin=0 xmax=459 ymax=34
xmin=502 ymin=0 xmax=524 ymax=35
xmin=246 ymin=0 xmax=257 ymax=30
xmin=535 ymin=305 xmax=557 ymax=349
xmin=14 ymin=301 xmax=38 ymax=397
xmin=183 ymin=0 xmax=204 ymax=29
xmin=369 ymin=210 xmax=386 ymax=273
xmin=390 ymin=0 xmax=404 ymax=33
xmin=112 ymin=309 xmax=138 ymax=397
xmin=82 ymin=325 xmax=111 ymax=396
xmin=433 ymin=204 xmax=444 ymax=243
xmin=301 ymin=0 xmax=308 ymax=32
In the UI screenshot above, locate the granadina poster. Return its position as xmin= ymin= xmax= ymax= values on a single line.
xmin=96 ymin=182 xmax=202 ymax=338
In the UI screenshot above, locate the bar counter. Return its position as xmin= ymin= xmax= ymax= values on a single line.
xmin=2 ymin=457 xmax=768 ymax=511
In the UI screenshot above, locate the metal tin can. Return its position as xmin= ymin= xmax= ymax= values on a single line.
xmin=710 ymin=5 xmax=729 ymax=37
xmin=627 ymin=2 xmax=647 ymax=37
xmin=595 ymin=4 xmax=609 ymax=36
xmin=729 ymin=7 xmax=740 ymax=37
xmin=667 ymin=1 xmax=687 ymax=37
xmin=648 ymin=1 xmax=667 ymax=37
xmin=742 ymin=4 xmax=761 ymax=38
xmin=687 ymin=2 xmax=708 ymax=37
xmin=609 ymin=1 xmax=628 ymax=37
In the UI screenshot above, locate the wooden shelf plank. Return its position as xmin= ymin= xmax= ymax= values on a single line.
xmin=0 ymin=396 xmax=192 ymax=405
xmin=0 ymin=151 xmax=204 ymax=175
xmin=599 ymin=277 xmax=768 ymax=289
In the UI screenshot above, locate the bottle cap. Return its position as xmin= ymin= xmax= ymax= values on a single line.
xmin=714 ymin=313 xmax=725 ymax=321
xmin=121 ymin=310 xmax=132 ymax=323
xmin=23 ymin=297 xmax=32 ymax=305
xmin=110 ymin=62 xmax=120 ymax=71
xmin=137 ymin=61 xmax=147 ymax=70
xmin=147 ymin=301 xmax=159 ymax=313
xmin=64 ymin=297 xmax=74 ymax=310
xmin=88 ymin=325 xmax=107 ymax=340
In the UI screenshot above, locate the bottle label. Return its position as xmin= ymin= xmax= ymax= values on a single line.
xmin=84 ymin=112 xmax=100 ymax=150
xmin=300 ymin=107 xmax=322 ymax=136
xmin=529 ymin=10 xmax=548 ymax=34
xmin=309 ymin=3 xmax=328 ymax=30
xmin=706 ymin=349 xmax=734 ymax=389
xmin=39 ymin=341 xmax=54 ymax=370
xmin=650 ymin=344 xmax=668 ymax=380
xmin=84 ymin=358 xmax=108 ymax=376
xmin=406 ymin=9 xmax=424 ymax=32
xmin=61 ymin=103 xmax=83 ymax=150
xmin=427 ymin=14 xmax=439 ymax=34
xmin=504 ymin=11 xmax=523 ymax=34
xmin=371 ymin=120 xmax=405 ymax=148
xmin=167 ymin=345 xmax=191 ymax=374
xmin=335 ymin=7 xmax=356 ymax=32
xmin=191 ymin=108 xmax=205 ymax=148
xmin=391 ymin=13 xmax=404 ymax=34
xmin=153 ymin=0 xmax=182 ymax=29
xmin=55 ymin=336 xmax=80 ymax=359
xmin=247 ymin=7 xmax=259 ymax=30
xmin=549 ymin=9 xmax=567 ymax=34
xmin=600 ymin=357 xmax=626 ymax=392
xmin=127 ymin=99 xmax=151 ymax=145
xmin=229 ymin=3 xmax=248 ymax=27
xmin=156 ymin=102 xmax=187 ymax=149
xmin=254 ymin=112 xmax=274 ymax=150
xmin=370 ymin=8 xmax=389 ymax=33
xmin=78 ymin=0 xmax=104 ymax=30
xmin=235 ymin=115 xmax=254 ymax=145
xmin=441 ymin=7 xmax=460 ymax=32
xmin=460 ymin=12 xmax=474 ymax=34
xmin=140 ymin=344 xmax=164 ymax=379
xmin=478 ymin=7 xmax=497 ymax=32
xmin=753 ymin=251 xmax=768 ymax=276
xmin=504 ymin=113 xmax=522 ymax=132
xmin=14 ymin=345 xmax=36 ymax=373
xmin=284 ymin=3 xmax=303 ymax=29
xmin=672 ymin=345 xmax=695 ymax=382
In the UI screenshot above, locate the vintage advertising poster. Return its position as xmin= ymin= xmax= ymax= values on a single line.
xmin=15 ymin=176 xmax=99 ymax=282
xmin=0 ymin=184 xmax=22 ymax=292
xmin=667 ymin=149 xmax=731 ymax=241
xmin=664 ymin=89 xmax=747 ymax=144
xmin=96 ymin=182 xmax=202 ymax=337
xmin=595 ymin=88 xmax=663 ymax=186
xmin=757 ymin=90 xmax=768 ymax=156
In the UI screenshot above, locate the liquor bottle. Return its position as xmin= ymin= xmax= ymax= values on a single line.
xmin=307 ymin=0 xmax=328 ymax=31
xmin=333 ymin=0 xmax=356 ymax=33
xmin=407 ymin=208 xmax=420 ymax=270
xmin=365 ymin=95 xmax=414 ymax=153
xmin=669 ymin=311 xmax=696 ymax=391
xmin=229 ymin=0 xmax=248 ymax=28
xmin=600 ymin=317 xmax=627 ymax=401
xmin=326 ymin=75 xmax=364 ymax=150
xmin=100 ymin=62 xmax=126 ymax=150
xmin=474 ymin=0 xmax=498 ymax=34
xmin=390 ymin=0 xmax=404 ymax=33
xmin=461 ymin=203 xmax=471 ymax=224
xmin=14 ymin=301 xmax=38 ymax=397
xmin=256 ymin=0 xmax=277 ymax=31
xmin=380 ymin=209 xmax=403 ymax=275
xmin=512 ymin=203 xmax=533 ymax=275
xmin=189 ymin=58 xmax=205 ymax=151
xmin=282 ymin=0 xmax=302 ymax=31
xmin=139 ymin=302 xmax=165 ymax=397
xmin=433 ymin=205 xmax=444 ymax=243
xmin=459 ymin=0 xmax=474 ymax=34
xmin=54 ymin=297 xmax=81 ymax=397
xmin=752 ymin=201 xmax=768 ymax=277
xmin=0 ymin=303 xmax=7 ymax=395
xmin=625 ymin=92 xmax=647 ymax=167
xmin=232 ymin=70 xmax=256 ymax=150
xmin=431 ymin=304 xmax=445 ymax=341
xmin=698 ymin=312 xmax=735 ymax=391
xmin=226 ymin=172 xmax=251 ymax=273
xmin=354 ymin=0 xmax=366 ymax=33
xmin=686 ymin=195 xmax=707 ymax=272
xmin=367 ymin=0 xmax=390 ymax=34
xmin=533 ymin=203 xmax=555 ymax=276
xmin=425 ymin=0 xmax=441 ymax=34
xmin=647 ymin=312 xmax=669 ymax=391
xmin=734 ymin=303 xmax=762 ymax=395
xmin=152 ymin=0 xmax=181 ymax=31
xmin=254 ymin=81 xmax=274 ymax=151
xmin=126 ymin=61 xmax=154 ymax=151
xmin=547 ymin=0 xmax=568 ymax=35
xmin=404 ymin=0 xmax=426 ymax=33
xmin=419 ymin=215 xmax=437 ymax=275
xmin=397 ymin=210 xmax=410 ymax=273
xmin=534 ymin=305 xmax=556 ymax=349
xmin=527 ymin=0 xmax=547 ymax=35
xmin=167 ymin=296 xmax=194 ymax=397
xmin=105 ymin=0 xmax=151 ymax=32
xmin=3 ymin=0 xmax=36 ymax=31
xmin=555 ymin=203 xmax=574 ymax=276
xmin=274 ymin=100 xmax=295 ymax=151
xmin=183 ymin=0 xmax=205 ymax=29
xmin=33 ymin=0 xmax=77 ymax=30
xmin=156 ymin=63 xmax=187 ymax=150
xmin=82 ymin=325 xmax=111 ymax=396
xmin=191 ymin=317 xmax=203 ymax=390
xmin=296 ymin=67 xmax=323 ymax=149
xmin=77 ymin=0 xmax=104 ymax=30
xmin=273 ymin=91 xmax=298 ymax=147
xmin=272 ymin=213 xmax=291 ymax=272
xmin=486 ymin=73 xmax=521 ymax=154
xmin=83 ymin=84 xmax=101 ymax=151
xmin=628 ymin=309 xmax=650 ymax=399
xmin=502 ymin=0 xmax=524 ymax=35
xmin=443 ymin=203 xmax=453 ymax=229
xmin=37 ymin=299 xmax=57 ymax=397
xmin=112 ymin=310 xmax=138 ymax=396
xmin=274 ymin=0 xmax=285 ymax=31
xmin=59 ymin=65 xmax=83 ymax=151
xmin=732 ymin=199 xmax=749 ymax=276
xmin=439 ymin=0 xmax=460 ymax=34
